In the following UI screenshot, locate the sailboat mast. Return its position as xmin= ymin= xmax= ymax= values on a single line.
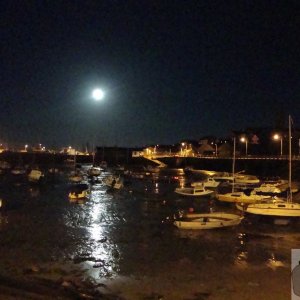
xmin=232 ymin=137 xmax=236 ymax=193
xmin=289 ymin=115 xmax=292 ymax=202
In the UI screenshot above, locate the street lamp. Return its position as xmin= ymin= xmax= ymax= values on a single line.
xmin=240 ymin=137 xmax=248 ymax=156
xmin=273 ymin=134 xmax=283 ymax=156
xmin=211 ymin=142 xmax=218 ymax=156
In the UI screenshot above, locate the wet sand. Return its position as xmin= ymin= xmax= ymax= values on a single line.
xmin=0 ymin=168 xmax=297 ymax=299
xmin=0 ymin=243 xmax=291 ymax=300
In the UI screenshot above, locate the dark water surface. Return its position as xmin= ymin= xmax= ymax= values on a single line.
xmin=0 ymin=166 xmax=298 ymax=299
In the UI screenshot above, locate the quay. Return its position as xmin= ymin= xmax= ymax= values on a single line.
xmin=1 ymin=150 xmax=300 ymax=180
xmin=146 ymin=154 xmax=300 ymax=180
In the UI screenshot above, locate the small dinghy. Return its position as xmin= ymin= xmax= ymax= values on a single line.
xmin=68 ymin=184 xmax=89 ymax=200
xmin=174 ymin=212 xmax=244 ymax=230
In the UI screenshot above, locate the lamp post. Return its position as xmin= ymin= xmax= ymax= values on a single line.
xmin=211 ymin=142 xmax=218 ymax=156
xmin=273 ymin=134 xmax=283 ymax=156
xmin=240 ymin=137 xmax=248 ymax=156
xmin=181 ymin=142 xmax=186 ymax=156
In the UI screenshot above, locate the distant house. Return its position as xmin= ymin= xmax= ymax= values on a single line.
xmin=197 ymin=143 xmax=215 ymax=155
xmin=132 ymin=150 xmax=144 ymax=157
xmin=217 ymin=143 xmax=232 ymax=157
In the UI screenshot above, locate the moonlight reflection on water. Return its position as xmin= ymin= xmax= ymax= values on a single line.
xmin=0 ymin=165 xmax=297 ymax=299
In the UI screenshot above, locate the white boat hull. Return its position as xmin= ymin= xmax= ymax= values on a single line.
xmin=236 ymin=201 xmax=300 ymax=217
xmin=191 ymin=177 xmax=220 ymax=188
xmin=174 ymin=213 xmax=243 ymax=230
xmin=216 ymin=192 xmax=271 ymax=204
xmin=28 ymin=170 xmax=44 ymax=182
xmin=175 ymin=187 xmax=214 ymax=197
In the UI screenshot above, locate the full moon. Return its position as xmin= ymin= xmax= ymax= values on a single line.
xmin=92 ymin=88 xmax=104 ymax=101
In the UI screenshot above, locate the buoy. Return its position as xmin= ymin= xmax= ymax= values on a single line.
xmin=188 ymin=207 xmax=194 ymax=213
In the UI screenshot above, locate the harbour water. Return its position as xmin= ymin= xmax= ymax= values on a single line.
xmin=0 ymin=165 xmax=297 ymax=299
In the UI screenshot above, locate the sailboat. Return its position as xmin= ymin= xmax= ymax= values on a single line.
xmin=216 ymin=137 xmax=269 ymax=204
xmin=236 ymin=115 xmax=300 ymax=217
xmin=87 ymin=144 xmax=102 ymax=177
xmin=68 ymin=150 xmax=84 ymax=183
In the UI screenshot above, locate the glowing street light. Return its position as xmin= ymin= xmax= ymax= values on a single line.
xmin=211 ymin=142 xmax=218 ymax=156
xmin=240 ymin=137 xmax=248 ymax=156
xmin=181 ymin=142 xmax=187 ymax=156
xmin=92 ymin=88 xmax=105 ymax=101
xmin=273 ymin=133 xmax=283 ymax=156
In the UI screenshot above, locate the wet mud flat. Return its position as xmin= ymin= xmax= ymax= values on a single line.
xmin=0 ymin=171 xmax=298 ymax=299
xmin=0 ymin=224 xmax=293 ymax=300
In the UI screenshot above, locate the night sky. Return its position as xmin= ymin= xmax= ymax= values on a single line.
xmin=1 ymin=1 xmax=300 ymax=149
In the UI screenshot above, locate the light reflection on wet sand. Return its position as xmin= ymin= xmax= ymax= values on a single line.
xmin=0 ymin=166 xmax=298 ymax=299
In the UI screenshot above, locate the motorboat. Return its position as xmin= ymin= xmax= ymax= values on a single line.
xmin=28 ymin=169 xmax=44 ymax=182
xmin=191 ymin=177 xmax=220 ymax=188
xmin=258 ymin=179 xmax=299 ymax=194
xmin=252 ymin=183 xmax=282 ymax=195
xmin=103 ymin=175 xmax=124 ymax=189
xmin=69 ymin=189 xmax=89 ymax=201
xmin=213 ymin=172 xmax=259 ymax=185
xmin=88 ymin=167 xmax=101 ymax=177
xmin=212 ymin=172 xmax=235 ymax=183
xmin=11 ymin=166 xmax=26 ymax=175
xmin=68 ymin=184 xmax=89 ymax=200
xmin=174 ymin=187 xmax=214 ymax=197
xmin=174 ymin=212 xmax=244 ymax=229
xmin=234 ymin=174 xmax=260 ymax=185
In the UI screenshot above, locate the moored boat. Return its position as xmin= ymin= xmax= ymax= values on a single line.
xmin=28 ymin=169 xmax=44 ymax=182
xmin=216 ymin=190 xmax=271 ymax=204
xmin=68 ymin=184 xmax=89 ymax=200
xmin=174 ymin=212 xmax=244 ymax=229
xmin=236 ymin=198 xmax=300 ymax=217
xmin=191 ymin=177 xmax=220 ymax=188
xmin=88 ymin=167 xmax=101 ymax=176
xmin=174 ymin=187 xmax=214 ymax=197
xmin=103 ymin=175 xmax=124 ymax=189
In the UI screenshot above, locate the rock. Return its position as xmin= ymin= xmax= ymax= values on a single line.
xmin=98 ymin=237 xmax=107 ymax=243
